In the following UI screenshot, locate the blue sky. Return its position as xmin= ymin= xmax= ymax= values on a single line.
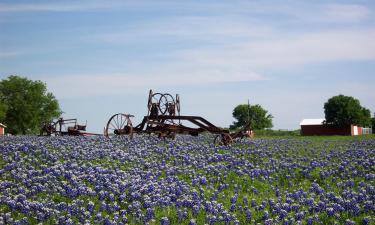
xmin=1 ymin=0 xmax=374 ymax=133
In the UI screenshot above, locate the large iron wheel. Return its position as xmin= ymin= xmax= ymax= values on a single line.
xmin=176 ymin=94 xmax=180 ymax=115
xmin=104 ymin=113 xmax=133 ymax=138
xmin=148 ymin=91 xmax=163 ymax=115
xmin=159 ymin=93 xmax=175 ymax=115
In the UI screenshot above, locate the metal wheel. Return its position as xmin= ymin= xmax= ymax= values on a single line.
xmin=147 ymin=89 xmax=154 ymax=110
xmin=148 ymin=91 xmax=163 ymax=115
xmin=214 ymin=133 xmax=233 ymax=146
xmin=104 ymin=113 xmax=133 ymax=138
xmin=159 ymin=93 xmax=175 ymax=115
xmin=176 ymin=94 xmax=180 ymax=115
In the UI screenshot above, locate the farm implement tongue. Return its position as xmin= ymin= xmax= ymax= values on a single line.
xmin=104 ymin=89 xmax=253 ymax=145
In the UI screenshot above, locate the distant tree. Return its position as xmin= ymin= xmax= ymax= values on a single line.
xmin=0 ymin=75 xmax=62 ymax=134
xmin=0 ymin=93 xmax=7 ymax=121
xmin=231 ymin=104 xmax=273 ymax=130
xmin=324 ymin=94 xmax=371 ymax=127
xmin=372 ymin=116 xmax=375 ymax=129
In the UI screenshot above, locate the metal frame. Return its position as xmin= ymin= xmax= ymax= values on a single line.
xmin=40 ymin=118 xmax=87 ymax=136
xmin=104 ymin=90 xmax=252 ymax=145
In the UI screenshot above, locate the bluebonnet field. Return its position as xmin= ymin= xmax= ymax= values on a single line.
xmin=0 ymin=135 xmax=374 ymax=224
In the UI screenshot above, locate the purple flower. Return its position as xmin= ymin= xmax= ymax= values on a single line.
xmin=160 ymin=217 xmax=170 ymax=225
xmin=87 ymin=201 xmax=95 ymax=213
xmin=326 ymin=207 xmax=335 ymax=217
xmin=230 ymin=203 xmax=236 ymax=212
xmin=245 ymin=208 xmax=252 ymax=221
xmin=345 ymin=219 xmax=355 ymax=225
xmin=189 ymin=219 xmax=197 ymax=225
xmin=362 ymin=216 xmax=371 ymax=225
xmin=231 ymin=194 xmax=238 ymax=204
xmin=262 ymin=211 xmax=269 ymax=220
xmin=192 ymin=204 xmax=200 ymax=216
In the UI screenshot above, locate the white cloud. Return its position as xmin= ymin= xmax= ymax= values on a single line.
xmin=93 ymin=16 xmax=276 ymax=44
xmin=4 ymin=1 xmax=375 ymax=102
xmin=1 ymin=1 xmax=372 ymax=27
xmin=0 ymin=51 xmax=20 ymax=58
xmin=87 ymin=4 xmax=375 ymax=70
xmin=41 ymin=71 xmax=264 ymax=98
xmin=42 ymin=18 xmax=375 ymax=99
xmin=0 ymin=1 xmax=128 ymax=13
xmin=320 ymin=4 xmax=371 ymax=23
xmin=175 ymin=28 xmax=375 ymax=69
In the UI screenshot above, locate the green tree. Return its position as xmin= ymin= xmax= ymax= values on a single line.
xmin=0 ymin=93 xmax=7 ymax=121
xmin=0 ymin=75 xmax=62 ymax=134
xmin=231 ymin=104 xmax=273 ymax=130
xmin=372 ymin=116 xmax=375 ymax=129
xmin=324 ymin=94 xmax=371 ymax=127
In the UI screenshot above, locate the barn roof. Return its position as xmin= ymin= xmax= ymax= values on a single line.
xmin=299 ymin=119 xmax=325 ymax=126
xmin=0 ymin=123 xmax=6 ymax=128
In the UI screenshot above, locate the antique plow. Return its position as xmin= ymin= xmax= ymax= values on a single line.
xmin=40 ymin=117 xmax=90 ymax=136
xmin=104 ymin=90 xmax=252 ymax=145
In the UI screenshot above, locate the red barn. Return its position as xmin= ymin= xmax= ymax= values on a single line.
xmin=0 ymin=123 xmax=6 ymax=136
xmin=300 ymin=119 xmax=363 ymax=136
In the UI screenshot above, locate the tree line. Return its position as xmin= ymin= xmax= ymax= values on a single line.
xmin=231 ymin=95 xmax=374 ymax=131
xmin=0 ymin=75 xmax=374 ymax=135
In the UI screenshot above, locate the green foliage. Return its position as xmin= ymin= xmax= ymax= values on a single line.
xmin=372 ymin=117 xmax=375 ymax=129
xmin=0 ymin=93 xmax=7 ymax=121
xmin=324 ymin=94 xmax=371 ymax=127
xmin=254 ymin=129 xmax=300 ymax=137
xmin=231 ymin=104 xmax=273 ymax=130
xmin=0 ymin=75 xmax=62 ymax=134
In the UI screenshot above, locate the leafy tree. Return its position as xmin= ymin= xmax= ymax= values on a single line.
xmin=372 ymin=116 xmax=375 ymax=129
xmin=0 ymin=75 xmax=62 ymax=134
xmin=324 ymin=94 xmax=371 ymax=127
xmin=231 ymin=104 xmax=273 ymax=130
xmin=0 ymin=93 xmax=7 ymax=122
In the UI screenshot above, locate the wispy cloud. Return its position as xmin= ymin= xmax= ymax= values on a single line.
xmin=93 ymin=16 xmax=276 ymax=44
xmin=40 ymin=70 xmax=264 ymax=98
xmin=95 ymin=23 xmax=375 ymax=72
xmin=0 ymin=51 xmax=21 ymax=58
xmin=91 ymin=2 xmax=373 ymax=43
xmin=0 ymin=1 xmax=127 ymax=13
xmin=266 ymin=2 xmax=373 ymax=24
xmin=318 ymin=4 xmax=372 ymax=23
xmin=29 ymin=2 xmax=375 ymax=99
xmin=176 ymin=28 xmax=375 ymax=69
xmin=3 ymin=1 xmax=375 ymax=98
xmin=86 ymin=2 xmax=374 ymax=70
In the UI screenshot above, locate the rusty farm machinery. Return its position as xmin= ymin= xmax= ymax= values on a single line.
xmin=40 ymin=117 xmax=92 ymax=136
xmin=104 ymin=90 xmax=252 ymax=145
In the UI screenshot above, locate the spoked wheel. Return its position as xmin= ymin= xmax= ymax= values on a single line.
xmin=104 ymin=113 xmax=134 ymax=138
xmin=159 ymin=93 xmax=176 ymax=115
xmin=176 ymin=94 xmax=180 ymax=115
xmin=214 ymin=133 xmax=234 ymax=146
xmin=148 ymin=91 xmax=163 ymax=114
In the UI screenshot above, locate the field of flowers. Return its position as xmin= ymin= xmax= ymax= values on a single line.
xmin=0 ymin=135 xmax=374 ymax=224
